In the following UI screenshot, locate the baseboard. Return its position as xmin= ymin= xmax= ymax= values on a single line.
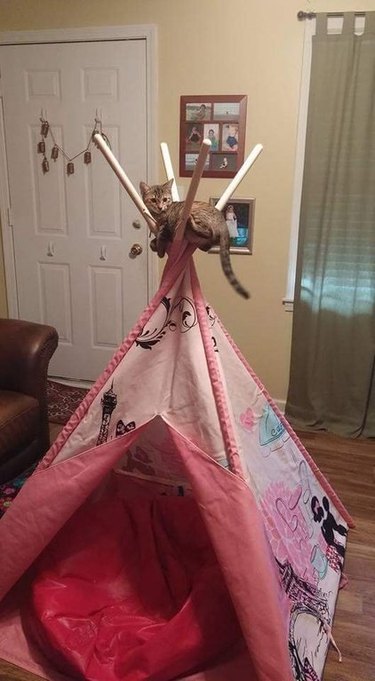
xmin=48 ymin=376 xmax=94 ymax=390
xmin=274 ymin=399 xmax=286 ymax=414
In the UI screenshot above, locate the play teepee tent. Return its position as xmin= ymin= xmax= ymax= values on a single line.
xmin=0 ymin=140 xmax=352 ymax=681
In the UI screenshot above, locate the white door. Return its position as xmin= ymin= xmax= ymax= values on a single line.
xmin=0 ymin=39 xmax=153 ymax=381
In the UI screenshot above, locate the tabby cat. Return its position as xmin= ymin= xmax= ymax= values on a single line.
xmin=140 ymin=179 xmax=249 ymax=299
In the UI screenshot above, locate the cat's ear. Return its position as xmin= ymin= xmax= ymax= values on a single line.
xmin=164 ymin=178 xmax=174 ymax=191
xmin=139 ymin=181 xmax=150 ymax=197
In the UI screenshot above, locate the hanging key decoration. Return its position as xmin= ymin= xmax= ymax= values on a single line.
xmin=41 ymin=120 xmax=49 ymax=138
xmin=42 ymin=157 xmax=50 ymax=174
xmin=51 ymin=145 xmax=59 ymax=161
xmin=37 ymin=113 xmax=111 ymax=176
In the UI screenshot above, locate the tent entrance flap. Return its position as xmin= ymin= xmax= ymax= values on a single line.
xmin=25 ymin=479 xmax=242 ymax=681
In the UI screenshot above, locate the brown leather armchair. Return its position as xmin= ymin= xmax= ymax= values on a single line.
xmin=0 ymin=318 xmax=58 ymax=484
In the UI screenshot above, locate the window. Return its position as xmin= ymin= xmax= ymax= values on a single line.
xmin=283 ymin=13 xmax=367 ymax=312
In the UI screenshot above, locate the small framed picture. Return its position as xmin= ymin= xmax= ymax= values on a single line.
xmin=180 ymin=95 xmax=247 ymax=178
xmin=209 ymin=198 xmax=255 ymax=254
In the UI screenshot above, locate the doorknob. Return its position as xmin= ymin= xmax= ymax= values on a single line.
xmin=130 ymin=243 xmax=143 ymax=257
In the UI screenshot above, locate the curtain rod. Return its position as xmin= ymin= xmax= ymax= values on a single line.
xmin=297 ymin=10 xmax=366 ymax=20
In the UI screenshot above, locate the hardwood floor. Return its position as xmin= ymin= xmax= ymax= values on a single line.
xmin=0 ymin=430 xmax=374 ymax=680
xmin=296 ymin=430 xmax=375 ymax=681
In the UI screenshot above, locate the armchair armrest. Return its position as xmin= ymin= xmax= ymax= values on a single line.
xmin=0 ymin=319 xmax=58 ymax=403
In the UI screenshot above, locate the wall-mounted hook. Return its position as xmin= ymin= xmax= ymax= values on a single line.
xmin=95 ymin=108 xmax=103 ymax=128
xmin=99 ymin=245 xmax=107 ymax=261
xmin=47 ymin=241 xmax=55 ymax=257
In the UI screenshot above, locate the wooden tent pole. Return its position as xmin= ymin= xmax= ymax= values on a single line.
xmin=93 ymin=133 xmax=158 ymax=234
xmin=174 ymin=138 xmax=211 ymax=242
xmin=160 ymin=142 xmax=180 ymax=201
xmin=215 ymin=143 xmax=263 ymax=212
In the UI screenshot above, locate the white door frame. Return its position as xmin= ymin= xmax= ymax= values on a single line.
xmin=0 ymin=24 xmax=158 ymax=317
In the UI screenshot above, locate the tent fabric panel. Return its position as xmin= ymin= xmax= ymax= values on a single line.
xmin=46 ymin=253 xmax=229 ymax=471
xmin=189 ymin=260 xmax=244 ymax=476
xmin=114 ymin=417 xmax=190 ymax=488
xmin=165 ymin=269 xmax=229 ymax=466
xmin=40 ymin=246 xmax=196 ymax=470
xmin=48 ymin=270 xmax=188 ymax=467
xmin=206 ymin=310 xmax=349 ymax=676
xmin=168 ymin=426 xmax=294 ymax=681
xmin=217 ymin=316 xmax=353 ymax=527
xmin=0 ymin=429 xmax=141 ymax=600
xmin=213 ymin=311 xmax=349 ymax=526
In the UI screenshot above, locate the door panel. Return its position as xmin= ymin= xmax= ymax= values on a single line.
xmin=0 ymin=39 xmax=151 ymax=381
xmin=39 ymin=262 xmax=73 ymax=343
xmin=90 ymin=266 xmax=124 ymax=348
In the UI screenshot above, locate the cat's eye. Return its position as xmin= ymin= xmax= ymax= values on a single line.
xmin=151 ymin=198 xmax=157 ymax=203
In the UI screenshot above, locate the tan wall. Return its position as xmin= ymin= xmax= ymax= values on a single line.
xmin=0 ymin=0 xmax=371 ymax=401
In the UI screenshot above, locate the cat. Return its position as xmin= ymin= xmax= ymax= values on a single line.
xmin=140 ymin=179 xmax=250 ymax=299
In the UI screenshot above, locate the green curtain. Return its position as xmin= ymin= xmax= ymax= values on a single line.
xmin=286 ymin=12 xmax=375 ymax=438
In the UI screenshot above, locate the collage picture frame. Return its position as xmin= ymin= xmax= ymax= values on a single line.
xmin=179 ymin=95 xmax=247 ymax=178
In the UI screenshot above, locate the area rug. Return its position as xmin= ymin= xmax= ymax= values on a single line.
xmin=0 ymin=464 xmax=36 ymax=518
xmin=47 ymin=380 xmax=88 ymax=425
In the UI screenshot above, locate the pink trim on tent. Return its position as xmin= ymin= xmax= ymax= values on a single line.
xmin=189 ymin=260 xmax=244 ymax=478
xmin=217 ymin=316 xmax=355 ymax=529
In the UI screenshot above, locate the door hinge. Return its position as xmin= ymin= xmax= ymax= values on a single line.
xmin=7 ymin=206 xmax=13 ymax=227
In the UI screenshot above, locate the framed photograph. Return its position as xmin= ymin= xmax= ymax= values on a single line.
xmin=209 ymin=198 xmax=255 ymax=254
xmin=180 ymin=95 xmax=247 ymax=178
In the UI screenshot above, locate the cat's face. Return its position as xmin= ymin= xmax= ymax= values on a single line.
xmin=140 ymin=179 xmax=173 ymax=217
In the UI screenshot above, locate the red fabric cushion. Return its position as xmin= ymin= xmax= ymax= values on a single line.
xmin=27 ymin=493 xmax=241 ymax=681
